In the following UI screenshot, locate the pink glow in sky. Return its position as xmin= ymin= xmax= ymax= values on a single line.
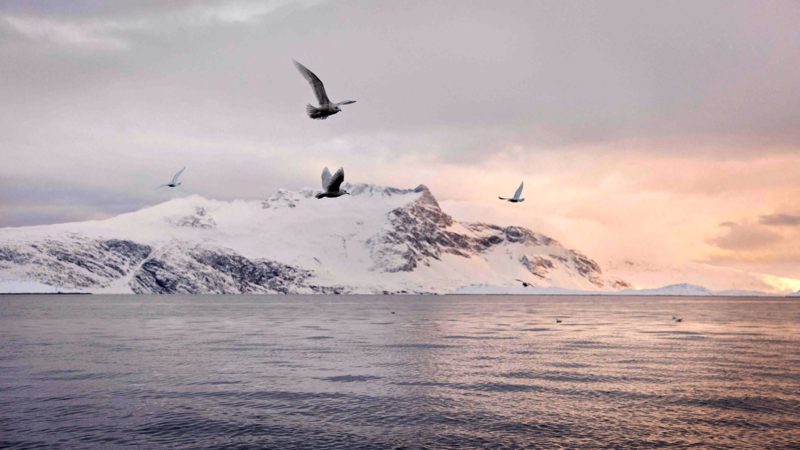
xmin=1 ymin=0 xmax=798 ymax=291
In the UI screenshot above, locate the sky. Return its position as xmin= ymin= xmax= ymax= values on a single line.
xmin=1 ymin=0 xmax=799 ymax=291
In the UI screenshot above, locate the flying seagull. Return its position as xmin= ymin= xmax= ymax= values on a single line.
xmin=316 ymin=166 xmax=350 ymax=199
xmin=499 ymin=181 xmax=525 ymax=203
xmin=293 ymin=60 xmax=356 ymax=120
xmin=515 ymin=279 xmax=532 ymax=288
xmin=160 ymin=167 xmax=185 ymax=188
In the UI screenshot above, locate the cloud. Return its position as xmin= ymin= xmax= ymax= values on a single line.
xmin=2 ymin=15 xmax=130 ymax=50
xmin=709 ymin=222 xmax=782 ymax=251
xmin=0 ymin=1 xmax=323 ymax=52
xmin=0 ymin=0 xmax=799 ymax=286
xmin=759 ymin=273 xmax=800 ymax=293
xmin=704 ymin=214 xmax=800 ymax=280
xmin=760 ymin=212 xmax=800 ymax=227
xmin=0 ymin=180 xmax=150 ymax=227
xmin=190 ymin=0 xmax=323 ymax=24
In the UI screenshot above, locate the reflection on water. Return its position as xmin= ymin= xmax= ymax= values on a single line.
xmin=1 ymin=295 xmax=799 ymax=448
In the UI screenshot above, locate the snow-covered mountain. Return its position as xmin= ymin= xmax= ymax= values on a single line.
xmin=454 ymin=283 xmax=777 ymax=296
xmin=0 ymin=184 xmax=628 ymax=294
xmin=620 ymin=283 xmax=712 ymax=296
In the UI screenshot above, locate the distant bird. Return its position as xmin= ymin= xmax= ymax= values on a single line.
xmin=674 ymin=317 xmax=683 ymax=323
xmin=499 ymin=181 xmax=525 ymax=203
xmin=160 ymin=167 xmax=185 ymax=188
xmin=556 ymin=318 xmax=562 ymax=324
xmin=293 ymin=60 xmax=356 ymax=120
xmin=316 ymin=167 xmax=350 ymax=199
xmin=515 ymin=279 xmax=532 ymax=288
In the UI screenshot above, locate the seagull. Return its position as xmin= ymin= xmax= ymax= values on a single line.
xmin=316 ymin=167 xmax=350 ymax=199
xmin=293 ymin=60 xmax=356 ymax=120
xmin=674 ymin=317 xmax=683 ymax=323
xmin=499 ymin=181 xmax=525 ymax=203
xmin=556 ymin=318 xmax=562 ymax=324
xmin=159 ymin=167 xmax=185 ymax=188
xmin=515 ymin=279 xmax=532 ymax=288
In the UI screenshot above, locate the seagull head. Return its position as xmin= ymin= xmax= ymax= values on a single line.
xmin=334 ymin=105 xmax=341 ymax=112
xmin=342 ymin=189 xmax=350 ymax=195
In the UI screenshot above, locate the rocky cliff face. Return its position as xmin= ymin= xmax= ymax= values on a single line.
xmin=0 ymin=184 xmax=626 ymax=294
xmin=368 ymin=186 xmax=463 ymax=272
xmin=128 ymin=246 xmax=343 ymax=294
xmin=0 ymin=237 xmax=151 ymax=289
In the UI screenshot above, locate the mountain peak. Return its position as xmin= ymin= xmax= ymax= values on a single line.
xmin=344 ymin=183 xmax=429 ymax=198
xmin=0 ymin=184 xmax=624 ymax=294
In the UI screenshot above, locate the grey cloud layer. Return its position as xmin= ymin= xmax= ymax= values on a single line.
xmin=707 ymin=212 xmax=800 ymax=270
xmin=710 ymin=221 xmax=783 ymax=252
xmin=1 ymin=0 xmax=799 ymax=226
xmin=760 ymin=213 xmax=800 ymax=227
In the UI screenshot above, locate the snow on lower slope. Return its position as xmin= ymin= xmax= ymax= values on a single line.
xmin=0 ymin=184 xmax=626 ymax=294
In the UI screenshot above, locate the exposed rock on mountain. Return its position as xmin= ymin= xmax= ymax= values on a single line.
xmin=0 ymin=184 xmax=625 ymax=294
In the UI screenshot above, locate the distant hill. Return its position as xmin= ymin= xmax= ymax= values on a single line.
xmin=454 ymin=283 xmax=777 ymax=297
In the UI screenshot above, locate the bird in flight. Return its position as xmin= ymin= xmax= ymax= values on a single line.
xmin=515 ymin=279 xmax=532 ymax=288
xmin=499 ymin=181 xmax=525 ymax=202
xmin=293 ymin=60 xmax=356 ymax=120
xmin=316 ymin=167 xmax=350 ymax=199
xmin=160 ymin=167 xmax=185 ymax=188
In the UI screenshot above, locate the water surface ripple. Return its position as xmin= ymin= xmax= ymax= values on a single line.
xmin=1 ymin=295 xmax=798 ymax=448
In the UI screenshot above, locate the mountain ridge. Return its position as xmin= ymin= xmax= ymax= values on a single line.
xmin=0 ymin=184 xmax=628 ymax=294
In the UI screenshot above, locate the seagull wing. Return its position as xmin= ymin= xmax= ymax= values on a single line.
xmin=293 ymin=60 xmax=330 ymax=105
xmin=328 ymin=167 xmax=345 ymax=192
xmin=336 ymin=100 xmax=356 ymax=105
xmin=321 ymin=166 xmax=332 ymax=190
xmin=513 ymin=181 xmax=524 ymax=200
xmin=171 ymin=167 xmax=186 ymax=185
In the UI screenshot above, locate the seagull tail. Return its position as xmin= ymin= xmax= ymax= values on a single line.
xmin=306 ymin=104 xmax=327 ymax=120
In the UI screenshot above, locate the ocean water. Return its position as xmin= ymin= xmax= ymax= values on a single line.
xmin=1 ymin=295 xmax=798 ymax=449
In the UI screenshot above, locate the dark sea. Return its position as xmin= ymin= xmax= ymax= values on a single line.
xmin=1 ymin=295 xmax=799 ymax=449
